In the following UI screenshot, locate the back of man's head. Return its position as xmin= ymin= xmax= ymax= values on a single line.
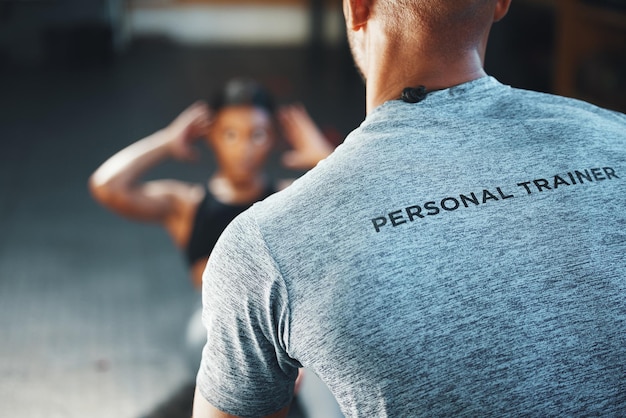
xmin=375 ymin=0 xmax=499 ymax=46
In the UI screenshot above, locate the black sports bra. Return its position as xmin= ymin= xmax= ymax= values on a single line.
xmin=185 ymin=182 xmax=276 ymax=265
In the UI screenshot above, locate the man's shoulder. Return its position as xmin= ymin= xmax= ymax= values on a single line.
xmin=507 ymin=85 xmax=626 ymax=122
xmin=250 ymin=143 xmax=364 ymax=232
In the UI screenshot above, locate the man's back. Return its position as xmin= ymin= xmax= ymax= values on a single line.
xmin=193 ymin=0 xmax=626 ymax=415
xmin=198 ymin=77 xmax=626 ymax=416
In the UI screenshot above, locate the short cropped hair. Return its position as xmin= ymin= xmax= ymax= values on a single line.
xmin=210 ymin=78 xmax=275 ymax=115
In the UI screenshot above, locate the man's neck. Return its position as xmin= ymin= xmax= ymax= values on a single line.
xmin=364 ymin=33 xmax=487 ymax=113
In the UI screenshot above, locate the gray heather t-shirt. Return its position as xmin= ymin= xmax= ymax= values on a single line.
xmin=197 ymin=76 xmax=626 ymax=417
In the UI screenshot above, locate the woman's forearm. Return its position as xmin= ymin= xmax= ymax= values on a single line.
xmin=89 ymin=128 xmax=175 ymax=202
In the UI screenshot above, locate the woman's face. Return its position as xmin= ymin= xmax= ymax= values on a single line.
xmin=207 ymin=105 xmax=274 ymax=185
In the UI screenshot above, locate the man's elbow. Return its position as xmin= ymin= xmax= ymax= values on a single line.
xmin=191 ymin=386 xmax=290 ymax=418
xmin=191 ymin=386 xmax=235 ymax=418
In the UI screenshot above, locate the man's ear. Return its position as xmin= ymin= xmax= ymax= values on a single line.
xmin=344 ymin=0 xmax=371 ymax=31
xmin=493 ymin=0 xmax=512 ymax=22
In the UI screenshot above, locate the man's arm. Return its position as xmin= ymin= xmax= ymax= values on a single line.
xmin=192 ymin=211 xmax=299 ymax=417
xmin=192 ymin=386 xmax=290 ymax=418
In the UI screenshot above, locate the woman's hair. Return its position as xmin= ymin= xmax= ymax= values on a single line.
xmin=210 ymin=78 xmax=275 ymax=115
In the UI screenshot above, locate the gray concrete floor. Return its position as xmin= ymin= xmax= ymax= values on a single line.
xmin=0 ymin=41 xmax=364 ymax=418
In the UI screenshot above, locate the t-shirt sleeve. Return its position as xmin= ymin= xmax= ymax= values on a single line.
xmin=195 ymin=209 xmax=299 ymax=417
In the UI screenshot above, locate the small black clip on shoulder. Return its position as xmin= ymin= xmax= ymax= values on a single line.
xmin=401 ymin=85 xmax=427 ymax=103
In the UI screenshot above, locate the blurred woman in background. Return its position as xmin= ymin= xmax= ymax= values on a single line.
xmin=89 ymin=78 xmax=341 ymax=418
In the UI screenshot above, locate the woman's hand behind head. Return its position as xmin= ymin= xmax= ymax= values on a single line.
xmin=166 ymin=101 xmax=213 ymax=162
